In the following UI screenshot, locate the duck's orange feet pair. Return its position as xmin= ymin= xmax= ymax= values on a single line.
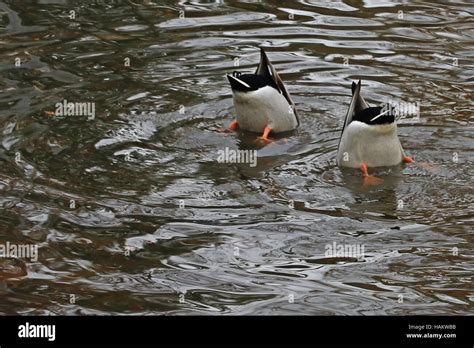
xmin=360 ymin=163 xmax=384 ymax=186
xmin=226 ymin=122 xmax=274 ymax=143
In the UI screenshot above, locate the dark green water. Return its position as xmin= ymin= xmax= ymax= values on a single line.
xmin=0 ymin=0 xmax=473 ymax=315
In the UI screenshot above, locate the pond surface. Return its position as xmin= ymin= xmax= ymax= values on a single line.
xmin=0 ymin=0 xmax=473 ymax=315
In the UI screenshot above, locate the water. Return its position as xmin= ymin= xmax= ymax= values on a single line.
xmin=0 ymin=0 xmax=473 ymax=315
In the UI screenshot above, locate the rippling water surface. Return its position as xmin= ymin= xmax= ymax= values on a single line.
xmin=0 ymin=0 xmax=473 ymax=315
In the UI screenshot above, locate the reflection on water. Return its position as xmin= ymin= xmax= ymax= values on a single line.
xmin=0 ymin=0 xmax=473 ymax=315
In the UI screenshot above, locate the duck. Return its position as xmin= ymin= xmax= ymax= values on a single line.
xmin=226 ymin=48 xmax=299 ymax=141
xmin=337 ymin=80 xmax=413 ymax=185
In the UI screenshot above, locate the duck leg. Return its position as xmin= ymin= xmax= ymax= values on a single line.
xmin=360 ymin=163 xmax=384 ymax=186
xmin=256 ymin=126 xmax=272 ymax=142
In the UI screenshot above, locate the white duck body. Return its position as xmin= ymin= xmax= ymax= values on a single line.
xmin=231 ymin=85 xmax=297 ymax=133
xmin=337 ymin=80 xmax=407 ymax=168
xmin=227 ymin=48 xmax=299 ymax=134
xmin=337 ymin=121 xmax=404 ymax=168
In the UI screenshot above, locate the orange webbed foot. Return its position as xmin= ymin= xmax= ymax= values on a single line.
xmin=217 ymin=120 xmax=239 ymax=133
xmin=360 ymin=163 xmax=384 ymax=186
xmin=228 ymin=120 xmax=239 ymax=131
xmin=363 ymin=175 xmax=384 ymax=186
xmin=256 ymin=137 xmax=273 ymax=144
xmin=256 ymin=126 xmax=273 ymax=144
xmin=403 ymin=155 xmax=440 ymax=173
